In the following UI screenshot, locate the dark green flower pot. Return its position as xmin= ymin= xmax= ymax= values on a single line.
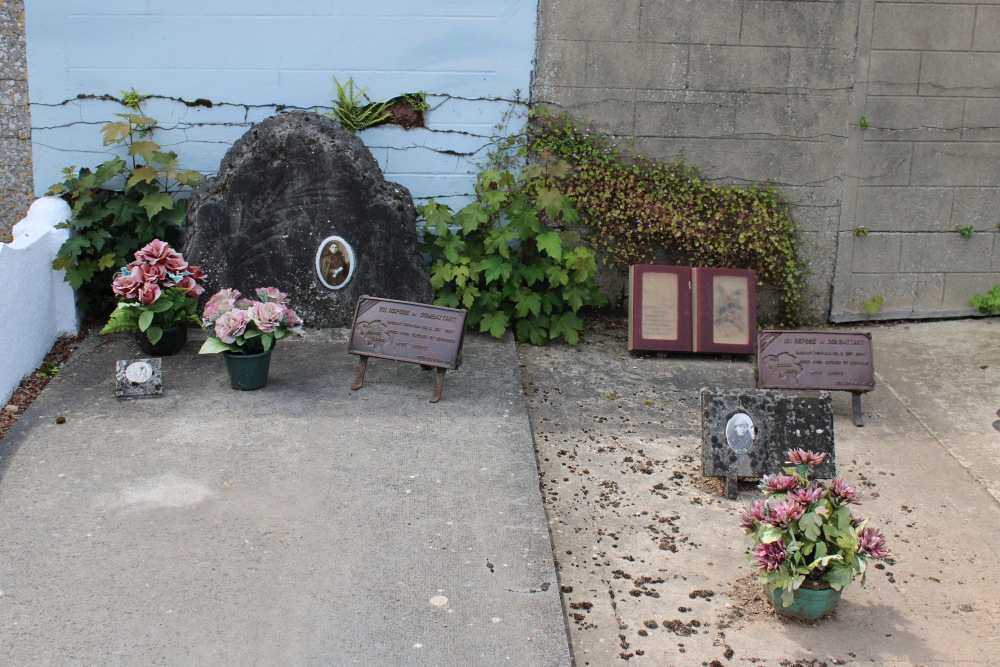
xmin=222 ymin=349 xmax=272 ymax=390
xmin=766 ymin=584 xmax=842 ymax=622
xmin=135 ymin=327 xmax=188 ymax=356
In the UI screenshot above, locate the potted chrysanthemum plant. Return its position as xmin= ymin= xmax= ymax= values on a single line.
xmin=100 ymin=239 xmax=206 ymax=355
xmin=741 ymin=449 xmax=891 ymax=621
xmin=199 ymin=287 xmax=304 ymax=390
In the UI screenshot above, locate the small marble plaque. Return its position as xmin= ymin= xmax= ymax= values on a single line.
xmin=700 ymin=388 xmax=835 ymax=479
xmin=116 ymin=358 xmax=163 ymax=399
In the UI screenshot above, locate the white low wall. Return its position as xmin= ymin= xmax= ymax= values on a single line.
xmin=0 ymin=197 xmax=78 ymax=406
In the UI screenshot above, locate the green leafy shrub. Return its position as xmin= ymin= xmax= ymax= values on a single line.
xmin=418 ymin=156 xmax=605 ymax=344
xmin=971 ymin=285 xmax=1000 ymax=316
xmin=47 ymin=91 xmax=203 ymax=315
xmin=529 ymin=114 xmax=810 ymax=326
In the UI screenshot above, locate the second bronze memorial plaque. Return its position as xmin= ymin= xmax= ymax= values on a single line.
xmin=757 ymin=330 xmax=875 ymax=426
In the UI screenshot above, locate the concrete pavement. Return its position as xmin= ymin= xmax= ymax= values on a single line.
xmin=2 ymin=318 xmax=999 ymax=666
xmin=0 ymin=329 xmax=570 ymax=666
xmin=520 ymin=318 xmax=1000 ymax=666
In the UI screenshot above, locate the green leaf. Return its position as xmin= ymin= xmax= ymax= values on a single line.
xmin=479 ymin=255 xmax=513 ymax=284
xmin=144 ymin=325 xmax=163 ymax=345
xmin=521 ymin=265 xmax=546 ymax=286
xmin=479 ymin=311 xmax=510 ymax=338
xmin=760 ymin=525 xmax=784 ymax=544
xmin=199 ymin=337 xmax=238 ymax=354
xmin=549 ymin=311 xmax=584 ymax=345
xmin=101 ymin=121 xmax=131 ymax=145
xmin=261 ymin=332 xmax=274 ymax=352
xmin=171 ymin=169 xmax=203 ymax=186
xmin=485 ymin=226 xmax=518 ymax=259
xmin=129 ymin=140 xmax=160 ymax=162
xmin=139 ymin=191 xmax=174 ymax=220
xmin=97 ymin=252 xmax=118 ymax=270
xmin=456 ymin=204 xmax=489 ymax=234
xmin=152 ymin=298 xmax=174 ymax=313
xmin=546 ymin=265 xmax=569 ymax=287
xmin=100 ymin=303 xmax=141 ymax=334
xmin=127 ymin=166 xmax=159 ymax=189
xmin=536 ymin=186 xmax=566 ymax=219
xmin=799 ymin=512 xmax=823 ymax=542
xmin=137 ymin=309 xmax=154 ymax=332
xmin=461 ymin=284 xmax=480 ymax=309
xmin=515 ymin=316 xmax=549 ymax=345
xmin=513 ymin=291 xmax=542 ymax=318
xmin=825 ymin=563 xmax=854 ymax=590
xmin=535 ymin=230 xmax=563 ymax=261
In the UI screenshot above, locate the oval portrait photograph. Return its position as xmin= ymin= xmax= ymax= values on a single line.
xmin=315 ymin=236 xmax=355 ymax=290
xmin=725 ymin=411 xmax=756 ymax=453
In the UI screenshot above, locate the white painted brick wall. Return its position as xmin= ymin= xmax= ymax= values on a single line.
xmin=0 ymin=197 xmax=78 ymax=406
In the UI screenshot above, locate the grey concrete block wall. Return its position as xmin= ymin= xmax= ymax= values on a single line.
xmin=0 ymin=0 xmax=31 ymax=238
xmin=534 ymin=0 xmax=1000 ymax=322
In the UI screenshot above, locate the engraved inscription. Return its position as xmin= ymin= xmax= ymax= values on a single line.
xmin=349 ymin=297 xmax=467 ymax=369
xmin=757 ymin=331 xmax=874 ymax=391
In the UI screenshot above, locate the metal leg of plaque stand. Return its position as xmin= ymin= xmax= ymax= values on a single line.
xmin=351 ymin=356 xmax=368 ymax=391
xmin=851 ymin=391 xmax=864 ymax=427
xmin=724 ymin=477 xmax=739 ymax=500
xmin=430 ymin=368 xmax=447 ymax=404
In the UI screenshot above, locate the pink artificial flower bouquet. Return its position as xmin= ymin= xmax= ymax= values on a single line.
xmin=100 ymin=239 xmax=205 ymax=344
xmin=741 ymin=449 xmax=891 ymax=608
xmin=198 ymin=287 xmax=304 ymax=355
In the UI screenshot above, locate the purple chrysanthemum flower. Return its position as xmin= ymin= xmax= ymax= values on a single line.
xmin=857 ymin=526 xmax=890 ymax=559
xmin=789 ymin=485 xmax=824 ymax=506
xmin=830 ymin=477 xmax=862 ymax=505
xmin=762 ymin=474 xmax=801 ymax=495
xmin=786 ymin=449 xmax=828 ymax=466
xmin=753 ymin=540 xmax=788 ymax=572
xmin=766 ymin=498 xmax=806 ymax=527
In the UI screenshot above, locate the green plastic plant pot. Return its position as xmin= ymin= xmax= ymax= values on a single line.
xmin=765 ymin=585 xmax=842 ymax=622
xmin=222 ymin=349 xmax=272 ymax=390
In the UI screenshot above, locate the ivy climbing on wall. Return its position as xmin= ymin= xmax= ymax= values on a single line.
xmin=528 ymin=113 xmax=810 ymax=327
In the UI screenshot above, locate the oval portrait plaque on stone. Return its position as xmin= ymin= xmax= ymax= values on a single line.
xmin=725 ymin=411 xmax=756 ymax=453
xmin=315 ymin=236 xmax=355 ymax=290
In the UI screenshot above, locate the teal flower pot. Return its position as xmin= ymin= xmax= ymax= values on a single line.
xmin=766 ymin=584 xmax=842 ymax=622
xmin=222 ymin=349 xmax=272 ymax=390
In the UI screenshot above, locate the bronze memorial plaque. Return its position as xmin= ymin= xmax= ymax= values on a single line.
xmin=757 ymin=330 xmax=874 ymax=392
xmin=348 ymin=296 xmax=467 ymax=403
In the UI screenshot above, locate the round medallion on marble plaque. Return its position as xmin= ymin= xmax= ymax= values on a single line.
xmin=124 ymin=361 xmax=153 ymax=384
xmin=315 ymin=236 xmax=355 ymax=290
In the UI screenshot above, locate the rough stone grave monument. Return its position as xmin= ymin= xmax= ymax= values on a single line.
xmin=701 ymin=388 xmax=836 ymax=497
xmin=184 ymin=111 xmax=432 ymax=328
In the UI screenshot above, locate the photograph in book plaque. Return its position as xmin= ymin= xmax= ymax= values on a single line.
xmin=701 ymin=388 xmax=836 ymax=496
xmin=757 ymin=330 xmax=875 ymax=427
xmin=348 ymin=296 xmax=467 ymax=403
xmin=115 ymin=358 xmax=163 ymax=399
xmin=628 ymin=265 xmax=755 ymax=354
xmin=694 ymin=267 xmax=756 ymax=354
